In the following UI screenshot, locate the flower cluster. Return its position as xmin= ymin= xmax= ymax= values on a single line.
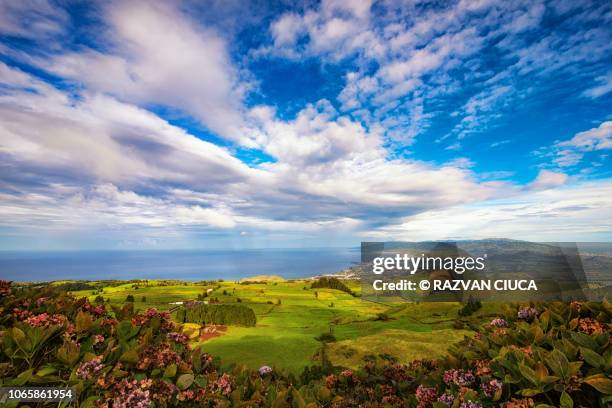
xmin=517 ymin=307 xmax=538 ymax=320
xmin=131 ymin=308 xmax=173 ymax=332
xmin=443 ymin=369 xmax=475 ymax=386
xmin=438 ymin=392 xmax=455 ymax=407
xmin=108 ymin=379 xmax=152 ymax=408
xmin=258 ymin=365 xmax=273 ymax=376
xmin=136 ymin=344 xmax=184 ymax=371
xmin=490 ymin=318 xmax=508 ymax=327
xmin=149 ymin=380 xmax=178 ymax=403
xmin=23 ymin=312 xmax=66 ymax=327
xmin=474 ymin=359 xmax=491 ymax=376
xmin=577 ymin=317 xmax=608 ymax=335
xmin=12 ymin=300 xmax=33 ymax=319
xmin=76 ymin=356 xmax=104 ymax=380
xmin=502 ymin=398 xmax=535 ymax=408
xmin=383 ymin=363 xmax=413 ymax=382
xmin=93 ymin=334 xmax=105 ymax=344
xmin=408 ymin=359 xmax=439 ymax=371
xmin=415 ymin=385 xmax=437 ymax=407
xmin=340 ymin=369 xmax=353 ymax=378
xmin=166 ymin=332 xmax=189 ymax=344
xmin=82 ymin=302 xmax=107 ymax=317
xmin=36 ymin=297 xmax=48 ymax=307
xmin=213 ymin=373 xmax=233 ymax=396
xmin=325 ymin=374 xmax=337 ymax=388
xmin=460 ymin=401 xmax=483 ymax=408
xmin=0 ymin=280 xmax=11 ymax=297
xmin=481 ymin=379 xmax=502 ymax=397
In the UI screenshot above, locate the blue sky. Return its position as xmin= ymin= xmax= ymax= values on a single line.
xmin=0 ymin=0 xmax=611 ymax=250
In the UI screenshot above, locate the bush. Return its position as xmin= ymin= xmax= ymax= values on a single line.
xmin=458 ymin=295 xmax=482 ymax=316
xmin=375 ymin=312 xmax=391 ymax=321
xmin=125 ymin=294 xmax=135 ymax=303
xmin=314 ymin=332 xmax=336 ymax=343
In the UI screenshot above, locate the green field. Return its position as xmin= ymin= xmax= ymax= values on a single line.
xmin=69 ymin=278 xmax=496 ymax=374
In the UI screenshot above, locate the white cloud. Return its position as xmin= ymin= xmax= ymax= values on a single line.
xmin=0 ymin=63 xmax=253 ymax=186
xmin=558 ymin=121 xmax=612 ymax=151
xmin=371 ymin=180 xmax=612 ymax=241
xmin=0 ymin=0 xmax=68 ymax=39
xmin=582 ymin=73 xmax=612 ymax=99
xmin=264 ymin=0 xmax=378 ymax=60
xmin=0 ymin=64 xmax=509 ymax=235
xmin=553 ymin=121 xmax=612 ymax=167
xmin=0 ymin=183 xmax=237 ymax=229
xmin=44 ymin=0 xmax=250 ymax=144
xmin=528 ymin=170 xmax=568 ymax=190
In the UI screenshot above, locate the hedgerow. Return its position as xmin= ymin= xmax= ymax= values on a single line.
xmin=175 ymin=303 xmax=257 ymax=327
xmin=0 ymin=280 xmax=610 ymax=407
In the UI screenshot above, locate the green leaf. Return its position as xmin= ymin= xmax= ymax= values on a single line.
xmin=567 ymin=361 xmax=582 ymax=377
xmin=194 ymin=375 xmax=208 ymax=388
xmin=75 ymin=311 xmax=93 ymax=332
xmin=535 ymin=405 xmax=557 ymax=408
xmin=560 ymin=391 xmax=573 ymax=408
xmin=164 ymin=363 xmax=177 ymax=378
xmin=56 ymin=340 xmax=81 ymax=367
xmin=10 ymin=327 xmax=26 ymax=342
xmin=13 ymin=369 xmax=33 ymax=386
xmin=539 ymin=310 xmax=550 ymax=331
xmin=584 ymin=375 xmax=612 ymax=394
xmin=191 ymin=347 xmax=202 ymax=373
xmin=177 ymin=373 xmax=194 ymax=390
xmin=518 ymin=388 xmax=544 ymax=397
xmin=546 ymin=349 xmax=569 ymax=380
xmin=36 ymin=366 xmax=57 ymax=377
xmin=519 ymin=363 xmax=539 ymax=386
xmin=81 ymin=396 xmax=99 ymax=408
xmin=119 ymin=349 xmax=139 ymax=364
xmin=570 ymin=332 xmax=598 ymax=349
xmin=580 ymin=347 xmax=605 ymax=368
xmin=117 ymin=320 xmax=139 ymax=340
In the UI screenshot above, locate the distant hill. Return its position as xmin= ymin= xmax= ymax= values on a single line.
xmin=239 ymin=275 xmax=285 ymax=283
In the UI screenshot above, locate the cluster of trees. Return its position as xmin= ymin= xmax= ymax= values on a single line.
xmin=311 ymin=277 xmax=355 ymax=296
xmin=175 ymin=303 xmax=256 ymax=327
xmin=458 ymin=295 xmax=482 ymax=316
xmin=55 ymin=281 xmax=97 ymax=291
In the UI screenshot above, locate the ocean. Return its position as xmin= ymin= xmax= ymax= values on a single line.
xmin=0 ymin=248 xmax=360 ymax=282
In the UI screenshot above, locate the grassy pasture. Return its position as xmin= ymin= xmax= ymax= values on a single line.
xmin=69 ymin=279 xmax=494 ymax=374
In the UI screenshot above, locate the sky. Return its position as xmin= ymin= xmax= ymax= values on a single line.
xmin=0 ymin=0 xmax=611 ymax=250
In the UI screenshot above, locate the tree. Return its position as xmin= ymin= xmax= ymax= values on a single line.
xmin=126 ymin=294 xmax=135 ymax=302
